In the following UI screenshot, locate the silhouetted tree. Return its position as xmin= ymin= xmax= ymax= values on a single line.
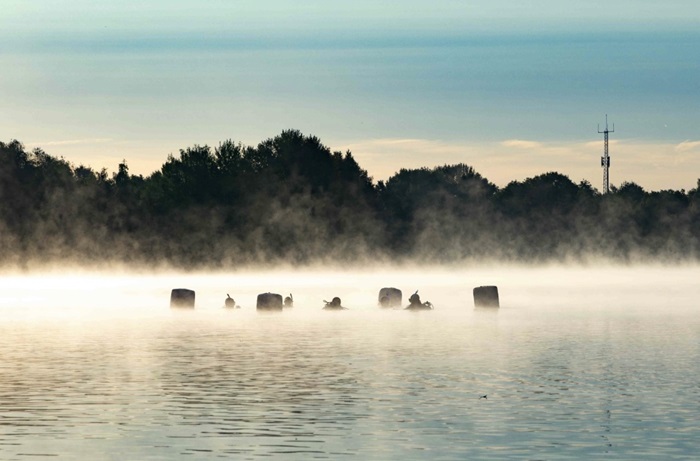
xmin=381 ymin=164 xmax=498 ymax=259
xmin=1 ymin=133 xmax=700 ymax=269
xmin=495 ymin=172 xmax=581 ymax=259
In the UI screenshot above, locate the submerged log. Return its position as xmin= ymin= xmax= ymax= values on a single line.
xmin=257 ymin=292 xmax=283 ymax=310
xmin=378 ymin=287 xmax=402 ymax=308
xmin=473 ymin=286 xmax=499 ymax=308
xmin=171 ymin=288 xmax=195 ymax=308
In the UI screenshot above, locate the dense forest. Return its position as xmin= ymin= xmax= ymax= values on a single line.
xmin=2 ymin=130 xmax=700 ymax=269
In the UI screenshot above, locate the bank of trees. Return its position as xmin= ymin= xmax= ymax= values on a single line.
xmin=2 ymin=131 xmax=700 ymax=269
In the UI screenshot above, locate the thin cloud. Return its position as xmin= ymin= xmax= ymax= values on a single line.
xmin=675 ymin=140 xmax=700 ymax=152
xmin=501 ymin=139 xmax=543 ymax=149
xmin=345 ymin=138 xmax=468 ymax=156
xmin=28 ymin=138 xmax=113 ymax=147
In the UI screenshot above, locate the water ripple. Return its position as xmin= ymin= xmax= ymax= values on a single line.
xmin=1 ymin=298 xmax=699 ymax=460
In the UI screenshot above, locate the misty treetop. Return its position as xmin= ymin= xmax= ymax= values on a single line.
xmin=2 ymin=131 xmax=700 ymax=269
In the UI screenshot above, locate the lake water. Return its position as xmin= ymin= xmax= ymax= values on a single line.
xmin=1 ymin=266 xmax=699 ymax=460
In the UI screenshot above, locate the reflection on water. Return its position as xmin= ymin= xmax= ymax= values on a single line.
xmin=1 ymin=267 xmax=699 ymax=460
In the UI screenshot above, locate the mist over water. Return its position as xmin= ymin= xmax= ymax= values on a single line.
xmin=1 ymin=265 xmax=699 ymax=459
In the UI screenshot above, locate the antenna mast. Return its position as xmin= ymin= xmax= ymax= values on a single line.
xmin=598 ymin=115 xmax=614 ymax=194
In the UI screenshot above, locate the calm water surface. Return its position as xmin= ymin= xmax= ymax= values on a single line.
xmin=1 ymin=267 xmax=699 ymax=460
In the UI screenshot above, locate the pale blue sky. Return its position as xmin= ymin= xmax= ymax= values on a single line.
xmin=2 ymin=1 xmax=699 ymax=190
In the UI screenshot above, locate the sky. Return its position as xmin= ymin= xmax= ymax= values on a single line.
xmin=2 ymin=0 xmax=699 ymax=191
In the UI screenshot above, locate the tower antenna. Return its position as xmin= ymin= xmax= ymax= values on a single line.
xmin=598 ymin=115 xmax=615 ymax=194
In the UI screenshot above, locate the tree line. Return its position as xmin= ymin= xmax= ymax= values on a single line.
xmin=2 ymin=130 xmax=700 ymax=269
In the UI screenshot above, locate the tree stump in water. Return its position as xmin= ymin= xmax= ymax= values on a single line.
xmin=378 ymin=287 xmax=402 ymax=308
xmin=171 ymin=288 xmax=195 ymax=308
xmin=257 ymin=292 xmax=283 ymax=311
xmin=473 ymin=286 xmax=499 ymax=308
